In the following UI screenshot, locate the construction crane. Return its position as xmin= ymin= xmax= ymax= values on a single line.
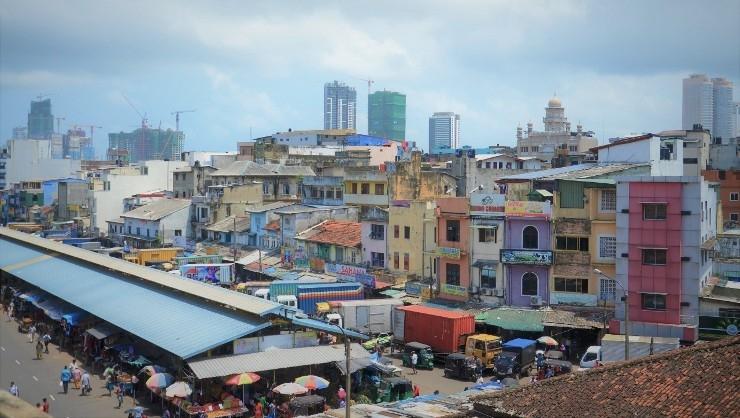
xmin=72 ymin=123 xmax=103 ymax=141
xmin=171 ymin=109 xmax=196 ymax=132
xmin=353 ymin=77 xmax=375 ymax=96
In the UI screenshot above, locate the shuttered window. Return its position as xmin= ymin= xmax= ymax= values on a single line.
xmin=559 ymin=181 xmax=584 ymax=208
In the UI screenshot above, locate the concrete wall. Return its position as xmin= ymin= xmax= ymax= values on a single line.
xmin=5 ymin=139 xmax=81 ymax=185
xmin=361 ymin=221 xmax=387 ymax=267
xmin=388 ymin=201 xmax=434 ymax=278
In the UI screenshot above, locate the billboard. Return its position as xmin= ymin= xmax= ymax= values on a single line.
xmin=325 ymin=263 xmax=376 ymax=288
xmin=500 ymin=249 xmax=553 ymax=265
xmin=442 ymin=284 xmax=467 ymax=297
xmin=505 ymin=201 xmax=552 ymax=218
xmin=470 ymin=193 xmax=506 ymax=217
xmin=179 ymin=264 xmax=232 ymax=284
xmin=436 ymin=247 xmax=462 ymax=259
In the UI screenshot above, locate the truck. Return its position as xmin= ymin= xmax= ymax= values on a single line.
xmin=494 ymin=338 xmax=537 ymax=378
xmin=580 ymin=334 xmax=680 ymax=367
xmin=324 ymin=299 xmax=403 ymax=335
xmin=296 ymin=283 xmax=364 ymax=315
xmin=392 ymin=305 xmax=476 ymax=354
xmin=179 ymin=263 xmax=232 ymax=285
xmin=464 ymin=334 xmax=503 ymax=369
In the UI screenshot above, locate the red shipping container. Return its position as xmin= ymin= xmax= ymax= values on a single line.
xmin=396 ymin=305 xmax=475 ymax=353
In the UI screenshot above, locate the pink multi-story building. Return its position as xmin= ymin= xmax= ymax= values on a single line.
xmin=436 ymin=197 xmax=471 ymax=301
xmin=611 ymin=176 xmax=718 ymax=342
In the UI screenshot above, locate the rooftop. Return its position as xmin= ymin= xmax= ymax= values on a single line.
xmin=120 ymin=199 xmax=191 ymax=221
xmin=589 ymin=133 xmax=654 ymax=152
xmin=263 ymin=220 xmax=280 ymax=231
xmin=295 ymin=220 xmax=361 ymax=248
xmin=497 ymin=163 xmax=646 ymax=183
xmin=205 ymin=215 xmax=251 ymax=233
xmin=245 ymin=201 xmax=295 ymax=213
xmin=212 ymin=161 xmax=315 ymax=177
xmin=472 ymin=336 xmax=740 ymax=418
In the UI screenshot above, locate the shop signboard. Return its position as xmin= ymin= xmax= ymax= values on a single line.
xmin=436 ymin=247 xmax=462 ymax=259
xmin=470 ymin=193 xmax=506 ymax=217
xmin=505 ymin=201 xmax=551 ymax=218
xmin=500 ymin=249 xmax=553 ymax=265
xmin=442 ymin=284 xmax=468 ymax=297
xmin=405 ymin=281 xmax=423 ymax=296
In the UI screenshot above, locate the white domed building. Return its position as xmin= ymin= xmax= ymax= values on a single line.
xmin=516 ymin=96 xmax=598 ymax=163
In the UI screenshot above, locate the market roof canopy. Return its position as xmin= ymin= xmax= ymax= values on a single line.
xmin=291 ymin=317 xmax=369 ymax=340
xmin=187 ymin=343 xmax=370 ymax=379
xmin=0 ymin=234 xmax=270 ymax=359
xmin=476 ymin=309 xmax=545 ymax=332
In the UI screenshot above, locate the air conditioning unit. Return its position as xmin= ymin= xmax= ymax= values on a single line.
xmin=470 ymin=286 xmax=479 ymax=294
xmin=494 ymin=288 xmax=504 ymax=297
xmin=530 ymin=296 xmax=542 ymax=306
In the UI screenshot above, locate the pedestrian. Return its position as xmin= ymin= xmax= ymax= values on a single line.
xmin=9 ymin=381 xmax=19 ymax=397
xmin=476 ymin=376 xmax=485 ymax=385
xmin=28 ymin=324 xmax=36 ymax=343
xmin=254 ymin=399 xmax=263 ymax=418
xmin=115 ymin=383 xmax=124 ymax=408
xmin=42 ymin=332 xmax=51 ymax=353
xmin=60 ymin=365 xmax=72 ymax=394
xmin=7 ymin=301 xmax=14 ymax=321
xmin=81 ymin=370 xmax=91 ymax=395
xmin=162 ymin=409 xmax=172 ymax=418
xmin=42 ymin=398 xmax=50 ymax=413
xmin=106 ymin=373 xmax=114 ymax=396
xmin=339 ymin=398 xmax=346 ymax=408
xmin=412 ymin=384 xmax=420 ymax=398
xmin=267 ymin=401 xmax=277 ymax=418
xmin=72 ymin=366 xmax=82 ymax=390
xmin=35 ymin=339 xmax=44 ymax=359
xmin=36 ymin=402 xmax=42 ymax=410
xmin=69 ymin=359 xmax=77 ymax=371
xmin=411 ymin=351 xmax=418 ymax=374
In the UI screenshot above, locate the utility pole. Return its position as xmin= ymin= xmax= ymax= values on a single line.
xmin=595 ymin=268 xmax=630 ymax=360
xmin=334 ymin=324 xmax=351 ymax=418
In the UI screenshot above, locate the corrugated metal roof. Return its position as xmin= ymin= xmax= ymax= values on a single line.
xmin=206 ymin=215 xmax=251 ymax=233
xmin=212 ymin=161 xmax=315 ymax=177
xmin=0 ymin=236 xmax=271 ymax=359
xmin=497 ymin=164 xmax=596 ymax=182
xmin=86 ymin=323 xmax=122 ymax=340
xmin=291 ymin=317 xmax=369 ymax=340
xmin=475 ymin=309 xmax=545 ymax=332
xmin=121 ymin=199 xmax=191 ymax=221
xmin=0 ymin=228 xmax=284 ymax=318
xmin=397 ymin=304 xmax=474 ymax=319
xmin=245 ymin=201 xmax=295 ymax=213
xmin=187 ymin=343 xmax=370 ymax=379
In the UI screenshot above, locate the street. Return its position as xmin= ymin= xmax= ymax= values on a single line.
xmin=0 ymin=316 xmax=158 ymax=418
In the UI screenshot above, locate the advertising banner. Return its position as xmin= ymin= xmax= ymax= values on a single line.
xmin=436 ymin=247 xmax=462 ymax=259
xmin=442 ymin=284 xmax=468 ymax=297
xmin=500 ymin=249 xmax=553 ymax=265
xmin=325 ymin=263 xmax=376 ymax=287
xmin=470 ymin=193 xmax=506 ymax=217
xmin=505 ymin=201 xmax=552 ymax=218
xmin=405 ymin=281 xmax=423 ymax=296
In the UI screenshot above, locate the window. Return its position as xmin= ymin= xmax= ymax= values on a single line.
xmin=600 ymin=189 xmax=616 ymax=212
xmin=731 ymin=192 xmax=739 ymax=201
xmin=599 ymin=236 xmax=616 ymax=258
xmin=394 ymin=225 xmax=399 ymax=239
xmin=643 ymin=203 xmax=667 ymax=220
xmin=226 ymin=205 xmax=231 ymax=216
xmin=719 ymin=308 xmax=740 ymax=319
xmin=404 ymin=226 xmax=411 ymax=239
xmin=555 ymin=277 xmax=589 ymax=293
xmin=200 ymin=207 xmax=208 ymax=219
xmin=335 ymin=188 xmax=342 ymax=199
xmin=263 ymin=182 xmax=270 ymax=195
xmin=374 ymin=184 xmax=384 ymax=195
xmin=731 ymin=213 xmax=739 ymax=221
xmin=174 ymin=229 xmax=182 ymax=237
xmin=481 ymin=268 xmax=496 ymax=289
xmin=600 ymin=278 xmax=616 ymax=301
xmin=361 ymin=183 xmax=370 ymax=194
xmin=641 ymin=293 xmax=667 ymax=310
xmin=522 ymin=226 xmax=538 ymax=249
xmin=370 ymin=224 xmax=384 ymax=240
xmin=335 ymin=247 xmax=344 ymax=263
xmin=351 ymin=250 xmax=357 ymax=264
xmin=393 ymin=252 xmax=399 ymax=269
xmin=556 ymin=236 xmax=589 ymax=251
xmin=446 ymin=220 xmax=460 ymax=242
xmin=479 ymin=228 xmax=496 ymax=243
xmin=351 ymin=183 xmax=358 ymax=194
xmin=136 ymin=227 xmax=141 ymax=235
xmin=128 ymin=226 xmax=131 ymax=234
xmin=446 ymin=263 xmax=461 ymax=286
xmin=569 ymin=145 xmax=578 ymax=152
xmin=371 ymin=252 xmax=385 ymax=268
xmin=531 ymin=146 xmax=539 ymax=152
xmin=522 ymin=272 xmax=538 ymax=296
xmin=403 ymin=253 xmax=409 ymax=271
xmin=282 ymin=183 xmax=290 ymax=195
xmin=642 ymin=248 xmax=667 ymax=265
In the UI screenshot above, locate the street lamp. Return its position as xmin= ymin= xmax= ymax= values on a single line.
xmin=333 ymin=323 xmax=351 ymax=418
xmin=594 ymin=268 xmax=630 ymax=360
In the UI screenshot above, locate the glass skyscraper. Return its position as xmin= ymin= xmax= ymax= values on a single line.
xmin=324 ymin=81 xmax=356 ymax=130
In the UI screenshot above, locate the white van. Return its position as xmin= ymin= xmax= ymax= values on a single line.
xmin=580 ymin=346 xmax=602 ymax=369
xmin=276 ymin=295 xmax=298 ymax=308
xmin=254 ymin=288 xmax=270 ymax=300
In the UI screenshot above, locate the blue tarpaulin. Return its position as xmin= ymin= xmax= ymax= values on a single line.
xmin=62 ymin=311 xmax=90 ymax=326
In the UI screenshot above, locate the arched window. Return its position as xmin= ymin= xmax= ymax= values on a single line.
xmin=522 ymin=272 xmax=538 ymax=296
xmin=522 ymin=226 xmax=539 ymax=249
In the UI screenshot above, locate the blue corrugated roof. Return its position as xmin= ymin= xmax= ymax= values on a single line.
xmin=0 ymin=238 xmax=270 ymax=359
xmin=503 ymin=338 xmax=537 ymax=348
xmin=291 ymin=317 xmax=369 ymax=340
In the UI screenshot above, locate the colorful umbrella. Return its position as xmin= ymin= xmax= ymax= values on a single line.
xmin=146 ymin=373 xmax=174 ymax=389
xmin=225 ymin=372 xmax=261 ymax=386
xmin=165 ymin=381 xmax=192 ymax=398
xmin=273 ymin=382 xmax=308 ymax=396
xmin=139 ymin=365 xmax=167 ymax=376
xmin=537 ymin=336 xmax=558 ymax=346
xmin=294 ymin=375 xmax=329 ymax=390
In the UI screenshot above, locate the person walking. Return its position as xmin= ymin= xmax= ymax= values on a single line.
xmin=411 ymin=351 xmax=418 ymax=374
xmin=7 ymin=301 xmax=14 ymax=321
xmin=115 ymin=383 xmax=124 ymax=408
xmin=35 ymin=339 xmax=44 ymax=359
xmin=72 ymin=366 xmax=82 ymax=390
xmin=41 ymin=398 xmax=50 ymax=414
xmin=337 ymin=385 xmax=346 ymax=403
xmin=41 ymin=332 xmax=51 ymax=353
xmin=60 ymin=366 xmax=72 ymax=394
xmin=81 ymin=370 xmax=91 ymax=396
xmin=28 ymin=324 xmax=36 ymax=343
xmin=9 ymin=381 xmax=19 ymax=397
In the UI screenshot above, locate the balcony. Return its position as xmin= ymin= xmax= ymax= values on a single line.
xmin=302 ymin=176 xmax=343 ymax=186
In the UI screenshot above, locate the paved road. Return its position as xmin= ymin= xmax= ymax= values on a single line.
xmin=0 ymin=316 xmax=160 ymax=418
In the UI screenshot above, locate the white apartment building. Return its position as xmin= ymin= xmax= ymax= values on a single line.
xmin=712 ymin=77 xmax=737 ymax=142
xmin=428 ymin=112 xmax=460 ymax=154
xmin=4 ymin=139 xmax=81 ymax=185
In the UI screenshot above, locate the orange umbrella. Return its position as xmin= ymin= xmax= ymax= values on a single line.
xmin=225 ymin=372 xmax=261 ymax=386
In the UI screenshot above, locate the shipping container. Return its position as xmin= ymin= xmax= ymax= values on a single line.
xmin=269 ymin=276 xmax=336 ymax=299
xmin=601 ymin=334 xmax=679 ymax=362
xmin=296 ymin=283 xmax=364 ymax=315
xmin=126 ymin=248 xmax=182 ymax=265
xmin=174 ymin=255 xmax=223 ymax=267
xmin=179 ymin=263 xmax=232 ymax=285
xmin=394 ymin=305 xmax=475 ymax=353
xmin=328 ymin=299 xmax=403 ymax=334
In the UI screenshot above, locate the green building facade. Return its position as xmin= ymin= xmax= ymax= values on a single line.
xmin=368 ymin=90 xmax=406 ymax=141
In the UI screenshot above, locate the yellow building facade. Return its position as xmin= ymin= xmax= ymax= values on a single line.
xmin=387 ymin=200 xmax=437 ymax=281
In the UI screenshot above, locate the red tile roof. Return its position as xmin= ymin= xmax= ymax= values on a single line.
xmin=473 ymin=336 xmax=740 ymax=418
xmin=298 ymin=220 xmax=361 ymax=248
xmin=263 ymin=220 xmax=280 ymax=231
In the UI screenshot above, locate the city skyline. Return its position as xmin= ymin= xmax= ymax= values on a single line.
xmin=1 ymin=1 xmax=738 ymax=153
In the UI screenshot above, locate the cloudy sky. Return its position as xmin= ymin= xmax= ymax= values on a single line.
xmin=1 ymin=0 xmax=738 ymax=156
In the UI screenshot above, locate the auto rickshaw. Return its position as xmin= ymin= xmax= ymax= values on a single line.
xmin=376 ymin=377 xmax=413 ymax=403
xmin=401 ymin=342 xmax=435 ymax=370
xmin=443 ymin=353 xmax=481 ymax=381
xmin=289 ymin=395 xmax=326 ymax=415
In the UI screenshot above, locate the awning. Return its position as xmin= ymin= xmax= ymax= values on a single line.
xmin=380 ymin=289 xmax=406 ymax=299
xmin=62 ymin=311 xmax=90 ymax=326
xmin=335 ymin=356 xmax=373 ymax=375
xmin=472 ymin=259 xmax=498 ymax=268
xmin=187 ymin=343 xmax=370 ymax=379
xmin=374 ymin=280 xmax=392 ymax=290
xmin=702 ymin=238 xmax=717 ymax=251
xmin=535 ymin=189 xmax=553 ymax=197
xmin=36 ymin=299 xmax=70 ymax=321
xmin=86 ymin=323 xmax=122 ymax=340
xmin=19 ymin=291 xmax=45 ymax=306
xmin=291 ymin=317 xmax=369 ymax=340
xmin=476 ymin=309 xmax=545 ymax=332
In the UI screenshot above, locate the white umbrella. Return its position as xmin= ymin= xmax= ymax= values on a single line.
xmin=273 ymin=382 xmax=308 ymax=396
xmin=165 ymin=381 xmax=192 ymax=398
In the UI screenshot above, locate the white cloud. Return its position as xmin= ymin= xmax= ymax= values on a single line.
xmin=0 ymin=70 xmax=93 ymax=87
